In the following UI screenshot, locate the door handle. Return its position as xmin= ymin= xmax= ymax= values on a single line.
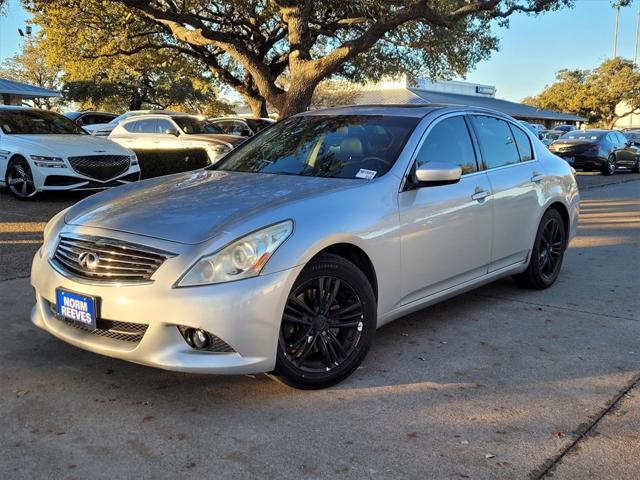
xmin=531 ymin=171 xmax=544 ymax=183
xmin=471 ymin=189 xmax=491 ymax=201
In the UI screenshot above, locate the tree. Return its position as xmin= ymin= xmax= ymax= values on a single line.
xmin=26 ymin=0 xmax=571 ymax=117
xmin=25 ymin=0 xmax=234 ymax=114
xmin=0 ymin=36 xmax=63 ymax=109
xmin=524 ymin=58 xmax=640 ymax=128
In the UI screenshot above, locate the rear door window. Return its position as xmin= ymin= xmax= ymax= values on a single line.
xmin=124 ymin=119 xmax=157 ymax=133
xmin=470 ymin=115 xmax=520 ymax=169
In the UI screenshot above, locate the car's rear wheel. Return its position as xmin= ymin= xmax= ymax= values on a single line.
xmin=6 ymin=156 xmax=38 ymax=200
xmin=514 ymin=209 xmax=566 ymax=290
xmin=632 ymin=158 xmax=640 ymax=174
xmin=601 ymin=155 xmax=616 ymax=176
xmin=274 ymin=253 xmax=376 ymax=389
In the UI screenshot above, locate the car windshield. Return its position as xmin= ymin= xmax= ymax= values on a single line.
xmin=214 ymin=114 xmax=419 ymax=179
xmin=560 ymin=131 xmax=603 ymax=141
xmin=0 ymin=110 xmax=86 ymax=134
xmin=173 ymin=117 xmax=220 ymax=134
xmin=624 ymin=132 xmax=640 ymax=142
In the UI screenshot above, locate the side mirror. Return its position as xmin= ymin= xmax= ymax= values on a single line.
xmin=165 ymin=128 xmax=179 ymax=136
xmin=412 ymin=162 xmax=462 ymax=188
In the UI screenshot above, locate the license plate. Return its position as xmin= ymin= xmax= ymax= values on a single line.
xmin=56 ymin=289 xmax=97 ymax=330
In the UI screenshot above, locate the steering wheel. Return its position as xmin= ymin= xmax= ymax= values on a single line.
xmin=360 ymin=156 xmax=389 ymax=172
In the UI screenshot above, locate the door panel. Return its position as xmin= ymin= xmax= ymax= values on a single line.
xmin=485 ymin=161 xmax=543 ymax=270
xmin=399 ymin=173 xmax=493 ymax=304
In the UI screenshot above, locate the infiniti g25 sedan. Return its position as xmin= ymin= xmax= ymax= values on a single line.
xmin=31 ymin=105 xmax=579 ymax=389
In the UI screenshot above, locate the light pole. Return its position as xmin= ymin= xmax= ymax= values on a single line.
xmin=613 ymin=2 xmax=621 ymax=58
xmin=634 ymin=7 xmax=640 ymax=65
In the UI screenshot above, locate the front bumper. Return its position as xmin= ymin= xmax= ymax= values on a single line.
xmin=31 ymin=240 xmax=303 ymax=375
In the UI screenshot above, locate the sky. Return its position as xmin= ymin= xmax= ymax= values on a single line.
xmin=1 ymin=0 xmax=639 ymax=103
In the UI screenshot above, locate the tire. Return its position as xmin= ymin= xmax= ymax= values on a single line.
xmin=274 ymin=253 xmax=376 ymax=389
xmin=6 ymin=156 xmax=39 ymax=200
xmin=514 ymin=209 xmax=566 ymax=290
xmin=632 ymin=159 xmax=640 ymax=174
xmin=601 ymin=155 xmax=616 ymax=176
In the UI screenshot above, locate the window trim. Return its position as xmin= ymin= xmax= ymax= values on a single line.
xmin=508 ymin=122 xmax=534 ymax=163
xmin=401 ymin=112 xmax=482 ymax=190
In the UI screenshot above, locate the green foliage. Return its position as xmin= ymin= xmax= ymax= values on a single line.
xmin=25 ymin=0 xmax=573 ymax=116
xmin=24 ymin=0 xmax=234 ymax=114
xmin=524 ymin=58 xmax=640 ymax=128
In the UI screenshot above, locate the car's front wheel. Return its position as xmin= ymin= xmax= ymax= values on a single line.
xmin=514 ymin=208 xmax=566 ymax=289
xmin=6 ymin=156 xmax=38 ymax=200
xmin=274 ymin=253 xmax=376 ymax=389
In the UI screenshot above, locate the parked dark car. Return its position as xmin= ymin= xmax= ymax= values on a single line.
xmin=63 ymin=111 xmax=117 ymax=128
xmin=549 ymin=129 xmax=640 ymax=175
xmin=552 ymin=125 xmax=576 ymax=133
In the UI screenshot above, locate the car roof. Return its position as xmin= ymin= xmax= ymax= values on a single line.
xmin=298 ymin=103 xmax=519 ymax=121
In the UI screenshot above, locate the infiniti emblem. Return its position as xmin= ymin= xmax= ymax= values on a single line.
xmin=78 ymin=251 xmax=100 ymax=270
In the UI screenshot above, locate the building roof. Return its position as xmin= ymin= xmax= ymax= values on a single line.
xmin=0 ymin=78 xmax=61 ymax=99
xmin=353 ymin=87 xmax=585 ymax=122
xmin=409 ymin=88 xmax=585 ymax=122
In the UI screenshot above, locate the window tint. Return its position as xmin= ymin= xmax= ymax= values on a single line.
xmin=123 ymin=118 xmax=156 ymax=133
xmin=510 ymin=124 xmax=534 ymax=161
xmin=415 ymin=116 xmax=477 ymax=174
xmin=156 ymin=118 xmax=175 ymax=133
xmin=471 ymin=115 xmax=520 ymax=169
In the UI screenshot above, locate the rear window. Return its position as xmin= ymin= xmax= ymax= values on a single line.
xmin=560 ymin=131 xmax=602 ymax=141
xmin=510 ymin=124 xmax=534 ymax=161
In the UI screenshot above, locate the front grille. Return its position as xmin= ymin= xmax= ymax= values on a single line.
xmin=52 ymin=235 xmax=173 ymax=283
xmin=49 ymin=302 xmax=147 ymax=343
xmin=68 ymin=155 xmax=130 ymax=181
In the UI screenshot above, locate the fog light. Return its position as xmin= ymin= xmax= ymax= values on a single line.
xmin=179 ymin=327 xmax=212 ymax=350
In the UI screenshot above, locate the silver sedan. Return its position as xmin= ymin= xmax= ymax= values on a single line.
xmin=31 ymin=105 xmax=579 ymax=389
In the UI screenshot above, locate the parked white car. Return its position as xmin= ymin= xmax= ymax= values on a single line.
xmin=108 ymin=113 xmax=245 ymax=163
xmin=208 ymin=116 xmax=276 ymax=137
xmin=0 ymin=106 xmax=140 ymax=200
xmin=82 ymin=110 xmax=185 ymax=136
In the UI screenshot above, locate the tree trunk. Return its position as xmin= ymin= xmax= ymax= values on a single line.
xmin=244 ymin=96 xmax=268 ymax=118
xmin=277 ymin=80 xmax=316 ymax=118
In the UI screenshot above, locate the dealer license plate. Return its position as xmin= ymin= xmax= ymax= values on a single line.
xmin=56 ymin=289 xmax=97 ymax=330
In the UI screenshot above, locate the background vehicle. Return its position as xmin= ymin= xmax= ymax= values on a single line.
xmin=108 ymin=113 xmax=245 ymax=177
xmin=83 ymin=110 xmax=185 ymax=136
xmin=32 ymin=105 xmax=579 ymax=388
xmin=552 ymin=124 xmax=576 ymax=133
xmin=550 ymin=129 xmax=639 ymax=174
xmin=541 ymin=130 xmax=563 ymax=146
xmin=0 ymin=106 xmax=139 ymax=200
xmin=63 ymin=111 xmax=117 ymax=128
xmin=208 ymin=116 xmax=276 ymax=137
xmin=519 ymin=120 xmax=542 ymax=138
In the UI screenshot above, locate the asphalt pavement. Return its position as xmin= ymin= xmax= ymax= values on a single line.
xmin=0 ymin=172 xmax=638 ymax=479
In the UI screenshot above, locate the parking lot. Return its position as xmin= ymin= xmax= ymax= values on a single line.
xmin=1 ymin=171 xmax=639 ymax=479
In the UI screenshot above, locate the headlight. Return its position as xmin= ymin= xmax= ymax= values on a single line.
xmin=176 ymin=220 xmax=293 ymax=287
xmin=129 ymin=153 xmax=138 ymax=166
xmin=40 ymin=207 xmax=70 ymax=258
xmin=31 ymin=155 xmax=66 ymax=168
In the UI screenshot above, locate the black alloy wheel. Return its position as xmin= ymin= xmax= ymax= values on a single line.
xmin=602 ymin=155 xmax=616 ymax=176
xmin=275 ymin=253 xmax=376 ymax=389
xmin=7 ymin=157 xmax=38 ymax=200
xmin=514 ymin=208 xmax=566 ymax=289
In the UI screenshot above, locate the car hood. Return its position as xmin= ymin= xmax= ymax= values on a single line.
xmin=64 ymin=169 xmax=361 ymax=244
xmin=9 ymin=134 xmax=131 ymax=156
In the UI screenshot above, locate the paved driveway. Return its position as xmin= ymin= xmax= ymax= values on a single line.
xmin=0 ymin=173 xmax=638 ymax=479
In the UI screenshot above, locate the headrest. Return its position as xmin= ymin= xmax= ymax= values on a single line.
xmin=340 ymin=137 xmax=363 ymax=157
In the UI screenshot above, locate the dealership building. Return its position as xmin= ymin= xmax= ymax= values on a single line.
xmin=353 ymin=76 xmax=585 ymax=128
